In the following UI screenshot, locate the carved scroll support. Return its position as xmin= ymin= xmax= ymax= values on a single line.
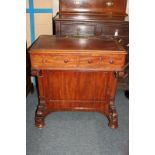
xmin=108 ymin=99 xmax=118 ymax=128
xmin=35 ymin=97 xmax=46 ymax=128
xmin=31 ymin=68 xmax=42 ymax=77
xmin=113 ymin=71 xmax=126 ymax=79
xmin=113 ymin=62 xmax=129 ymax=79
xmin=31 ymin=68 xmax=46 ymax=128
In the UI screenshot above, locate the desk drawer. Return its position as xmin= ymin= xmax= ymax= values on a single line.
xmin=59 ymin=0 xmax=127 ymax=15
xmin=78 ymin=56 xmax=101 ymax=68
xmin=101 ymin=23 xmax=129 ymax=37
xmin=31 ymin=54 xmax=77 ymax=68
xmin=30 ymin=54 xmax=126 ymax=70
xmin=44 ymin=55 xmax=77 ymax=68
xmin=60 ymin=22 xmax=96 ymax=37
xmin=78 ymin=55 xmax=125 ymax=69
xmin=100 ymin=55 xmax=124 ymax=66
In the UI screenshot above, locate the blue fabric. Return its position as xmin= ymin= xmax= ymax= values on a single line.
xmin=26 ymin=8 xmax=53 ymax=13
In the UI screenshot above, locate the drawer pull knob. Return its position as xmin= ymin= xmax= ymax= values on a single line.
xmin=114 ymin=29 xmax=119 ymax=36
xmin=88 ymin=59 xmax=93 ymax=64
xmin=106 ymin=1 xmax=114 ymax=7
xmin=99 ymin=57 xmax=103 ymax=61
xmin=42 ymin=59 xmax=47 ymax=64
xmin=74 ymin=0 xmax=80 ymax=5
xmin=64 ymin=59 xmax=69 ymax=63
xmin=118 ymin=39 xmax=122 ymax=43
xmin=77 ymin=28 xmax=80 ymax=36
xmin=109 ymin=59 xmax=113 ymax=64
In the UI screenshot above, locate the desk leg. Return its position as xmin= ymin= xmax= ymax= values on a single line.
xmin=108 ymin=99 xmax=118 ymax=128
xmin=108 ymin=72 xmax=118 ymax=128
xmin=31 ymin=69 xmax=47 ymax=128
xmin=35 ymin=98 xmax=46 ymax=128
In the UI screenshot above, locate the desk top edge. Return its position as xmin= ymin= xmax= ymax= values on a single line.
xmin=29 ymin=35 xmax=127 ymax=54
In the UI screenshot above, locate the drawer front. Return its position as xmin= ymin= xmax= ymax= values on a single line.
xmin=78 ymin=56 xmax=101 ymax=68
xmin=56 ymin=21 xmax=128 ymax=38
xmin=60 ymin=22 xmax=96 ymax=36
xmin=78 ymin=55 xmax=125 ymax=69
xmin=60 ymin=0 xmax=127 ymax=15
xmin=30 ymin=54 xmax=43 ymax=67
xmin=31 ymin=54 xmax=126 ymax=70
xmin=31 ymin=54 xmax=77 ymax=68
xmin=44 ymin=55 xmax=77 ymax=68
xmin=101 ymin=23 xmax=129 ymax=37
xmin=99 ymin=55 xmax=124 ymax=66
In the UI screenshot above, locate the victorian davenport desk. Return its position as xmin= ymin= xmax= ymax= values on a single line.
xmin=29 ymin=35 xmax=127 ymax=128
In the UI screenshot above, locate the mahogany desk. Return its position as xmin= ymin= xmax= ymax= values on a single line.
xmin=29 ymin=35 xmax=127 ymax=128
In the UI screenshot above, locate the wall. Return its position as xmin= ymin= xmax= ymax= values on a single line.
xmin=26 ymin=0 xmax=53 ymax=47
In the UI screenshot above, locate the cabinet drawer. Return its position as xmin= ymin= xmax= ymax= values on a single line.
xmin=56 ymin=21 xmax=128 ymax=37
xmin=60 ymin=22 xmax=96 ymax=36
xmin=31 ymin=54 xmax=126 ymax=70
xmin=78 ymin=56 xmax=101 ymax=68
xmin=31 ymin=54 xmax=77 ymax=68
xmin=100 ymin=55 xmax=124 ymax=66
xmin=78 ymin=55 xmax=125 ymax=69
xmin=30 ymin=54 xmax=43 ymax=67
xmin=101 ymin=23 xmax=129 ymax=37
xmin=60 ymin=0 xmax=127 ymax=15
xmin=44 ymin=55 xmax=77 ymax=68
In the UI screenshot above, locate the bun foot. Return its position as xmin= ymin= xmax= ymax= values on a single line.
xmin=35 ymin=98 xmax=46 ymax=128
xmin=35 ymin=117 xmax=45 ymax=128
xmin=108 ymin=121 xmax=118 ymax=129
xmin=108 ymin=100 xmax=118 ymax=129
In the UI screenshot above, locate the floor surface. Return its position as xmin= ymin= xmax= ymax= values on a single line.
xmin=26 ymin=89 xmax=129 ymax=155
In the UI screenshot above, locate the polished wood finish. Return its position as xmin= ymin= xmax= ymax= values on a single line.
xmin=29 ymin=35 xmax=127 ymax=128
xmin=54 ymin=14 xmax=129 ymax=50
xmin=59 ymin=0 xmax=127 ymax=16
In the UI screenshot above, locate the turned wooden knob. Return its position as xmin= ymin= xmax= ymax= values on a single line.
xmin=76 ymin=28 xmax=80 ymax=36
xmin=106 ymin=1 xmax=114 ymax=7
xmin=118 ymin=38 xmax=122 ymax=43
xmin=88 ymin=59 xmax=93 ymax=64
xmin=42 ymin=59 xmax=47 ymax=64
xmin=109 ymin=59 xmax=113 ymax=64
xmin=114 ymin=29 xmax=119 ymax=37
xmin=118 ymin=71 xmax=126 ymax=78
xmin=99 ymin=57 xmax=103 ymax=61
xmin=74 ymin=0 xmax=80 ymax=5
xmin=64 ymin=59 xmax=69 ymax=63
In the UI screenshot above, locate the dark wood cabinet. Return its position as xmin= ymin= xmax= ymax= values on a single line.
xmin=57 ymin=22 xmax=97 ymax=37
xmin=54 ymin=15 xmax=128 ymax=50
xmin=29 ymin=35 xmax=127 ymax=128
xmin=59 ymin=0 xmax=127 ymax=16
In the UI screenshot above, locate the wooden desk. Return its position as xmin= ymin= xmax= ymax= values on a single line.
xmin=29 ymin=35 xmax=127 ymax=128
